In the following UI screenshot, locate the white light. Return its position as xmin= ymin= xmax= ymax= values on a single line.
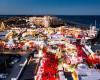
xmin=38 ymin=49 xmax=43 ymax=57
xmin=63 ymin=63 xmax=67 ymax=68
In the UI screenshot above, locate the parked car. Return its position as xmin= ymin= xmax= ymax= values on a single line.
xmin=9 ymin=55 xmax=21 ymax=66
xmin=0 ymin=73 xmax=8 ymax=79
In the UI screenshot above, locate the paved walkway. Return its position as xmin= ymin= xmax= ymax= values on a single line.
xmin=19 ymin=60 xmax=37 ymax=80
xmin=6 ymin=54 xmax=28 ymax=80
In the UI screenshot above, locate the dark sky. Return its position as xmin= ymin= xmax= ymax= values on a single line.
xmin=0 ymin=0 xmax=100 ymax=15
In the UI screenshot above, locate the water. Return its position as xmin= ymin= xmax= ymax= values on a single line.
xmin=57 ymin=15 xmax=100 ymax=28
xmin=0 ymin=15 xmax=100 ymax=28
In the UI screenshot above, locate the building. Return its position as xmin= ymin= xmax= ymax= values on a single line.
xmin=29 ymin=16 xmax=64 ymax=28
xmin=0 ymin=22 xmax=5 ymax=31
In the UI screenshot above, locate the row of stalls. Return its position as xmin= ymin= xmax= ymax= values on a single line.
xmin=0 ymin=26 xmax=99 ymax=80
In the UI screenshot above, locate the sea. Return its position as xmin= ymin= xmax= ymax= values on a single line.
xmin=0 ymin=15 xmax=100 ymax=28
xmin=57 ymin=15 xmax=100 ymax=29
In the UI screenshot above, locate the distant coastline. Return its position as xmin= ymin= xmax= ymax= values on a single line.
xmin=0 ymin=15 xmax=100 ymax=28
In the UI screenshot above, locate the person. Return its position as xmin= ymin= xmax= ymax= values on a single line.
xmin=96 ymin=63 xmax=100 ymax=69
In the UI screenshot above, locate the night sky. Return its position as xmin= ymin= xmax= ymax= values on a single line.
xmin=0 ymin=0 xmax=100 ymax=15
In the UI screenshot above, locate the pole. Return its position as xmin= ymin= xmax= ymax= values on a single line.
xmin=95 ymin=20 xmax=96 ymax=27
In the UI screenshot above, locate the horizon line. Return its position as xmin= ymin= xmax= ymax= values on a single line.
xmin=0 ymin=14 xmax=100 ymax=16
